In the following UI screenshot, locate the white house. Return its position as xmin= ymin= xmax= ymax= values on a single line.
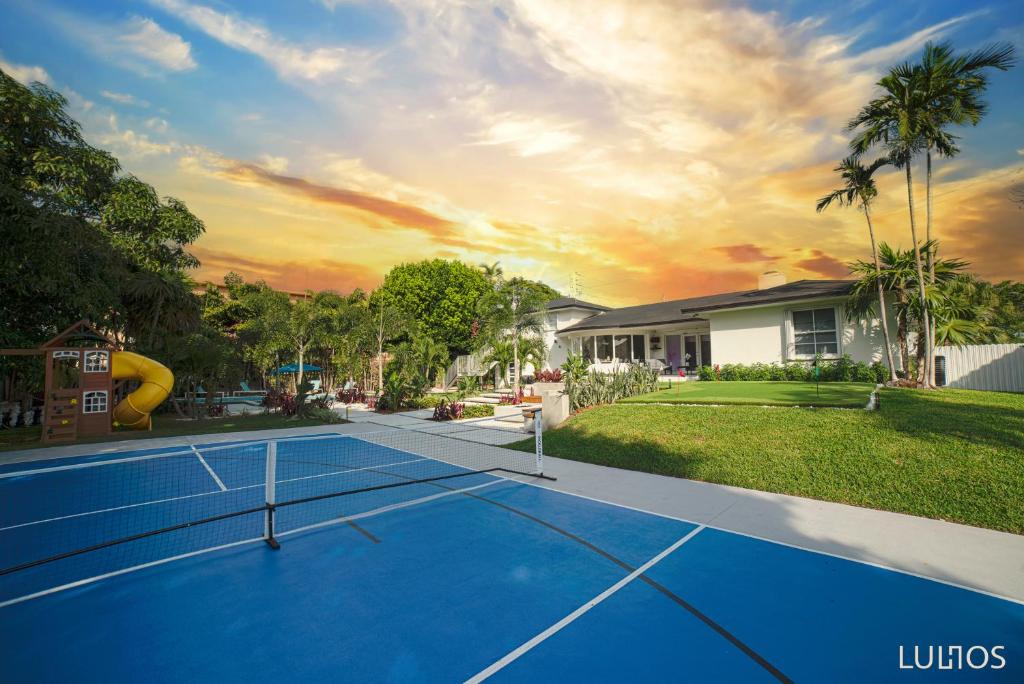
xmin=541 ymin=272 xmax=897 ymax=377
xmin=454 ymin=271 xmax=898 ymax=386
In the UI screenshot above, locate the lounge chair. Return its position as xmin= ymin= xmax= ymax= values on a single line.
xmin=234 ymin=381 xmax=268 ymax=397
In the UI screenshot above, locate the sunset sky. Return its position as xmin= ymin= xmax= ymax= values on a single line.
xmin=2 ymin=0 xmax=1021 ymax=306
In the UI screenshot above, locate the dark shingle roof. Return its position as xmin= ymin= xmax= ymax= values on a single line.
xmin=558 ymin=280 xmax=855 ymax=332
xmin=545 ymin=296 xmax=610 ymax=312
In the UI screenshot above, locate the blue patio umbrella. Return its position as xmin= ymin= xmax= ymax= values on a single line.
xmin=269 ymin=363 xmax=323 ymax=375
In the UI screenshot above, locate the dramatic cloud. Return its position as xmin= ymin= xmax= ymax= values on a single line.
xmin=794 ymin=249 xmax=850 ymax=278
xmin=27 ymin=0 xmax=1012 ymax=306
xmin=149 ymin=0 xmax=375 ymax=82
xmin=714 ymin=244 xmax=780 ymax=263
xmin=221 ymin=163 xmax=457 ymax=235
xmin=191 ymin=247 xmax=380 ymax=294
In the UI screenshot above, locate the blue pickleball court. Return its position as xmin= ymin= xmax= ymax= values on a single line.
xmin=1 ymin=427 xmax=1022 ymax=682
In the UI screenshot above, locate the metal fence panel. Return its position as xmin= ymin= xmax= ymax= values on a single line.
xmin=935 ymin=344 xmax=1024 ymax=392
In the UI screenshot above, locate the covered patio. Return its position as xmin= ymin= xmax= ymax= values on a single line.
xmin=562 ymin=319 xmax=711 ymax=378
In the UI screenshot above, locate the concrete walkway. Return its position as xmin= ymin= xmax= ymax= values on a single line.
xmin=3 ymin=416 xmax=1021 ymax=603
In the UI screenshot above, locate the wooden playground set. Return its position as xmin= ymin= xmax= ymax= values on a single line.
xmin=0 ymin=321 xmax=174 ymax=444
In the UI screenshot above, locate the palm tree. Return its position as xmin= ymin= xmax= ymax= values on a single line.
xmin=479 ymin=262 xmax=504 ymax=291
xmin=848 ymin=65 xmax=932 ymax=385
xmin=847 ymin=242 xmax=967 ymax=375
xmin=411 ymin=334 xmax=449 ymax=387
xmin=817 ymin=156 xmax=898 ymax=382
xmin=475 ymin=278 xmax=548 ymax=393
xmin=914 ymin=41 xmax=1015 ymax=384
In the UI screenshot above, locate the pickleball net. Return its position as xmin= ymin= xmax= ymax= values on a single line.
xmin=0 ymin=413 xmax=546 ymax=604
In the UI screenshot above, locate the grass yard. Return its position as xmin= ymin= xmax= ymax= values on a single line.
xmin=519 ymin=388 xmax=1024 ymax=533
xmin=622 ymin=381 xmax=875 ymax=408
xmin=0 ymin=411 xmax=340 ymax=453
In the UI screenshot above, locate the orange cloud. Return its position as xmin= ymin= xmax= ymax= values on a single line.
xmin=222 ymin=163 xmax=457 ymax=236
xmin=714 ymin=244 xmax=780 ymax=263
xmin=192 ymin=246 xmax=380 ymax=294
xmin=794 ymin=249 xmax=850 ymax=278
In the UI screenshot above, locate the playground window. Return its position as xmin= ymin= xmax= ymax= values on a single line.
xmin=82 ymin=391 xmax=108 ymax=414
xmin=84 ymin=351 xmax=109 ymax=373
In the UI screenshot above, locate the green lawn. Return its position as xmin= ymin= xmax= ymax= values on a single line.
xmin=519 ymin=388 xmax=1024 ymax=533
xmin=0 ymin=412 xmax=339 ymax=453
xmin=621 ymin=381 xmax=875 ymax=408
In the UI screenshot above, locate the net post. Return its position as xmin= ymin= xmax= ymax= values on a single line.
xmin=534 ymin=409 xmax=543 ymax=474
xmin=264 ymin=440 xmax=280 ymax=550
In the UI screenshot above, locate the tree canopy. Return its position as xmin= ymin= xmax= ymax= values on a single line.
xmin=371 ymin=259 xmax=492 ymax=355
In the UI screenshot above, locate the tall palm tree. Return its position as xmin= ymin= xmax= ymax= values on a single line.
xmin=914 ymin=41 xmax=1015 ymax=384
xmin=817 ymin=156 xmax=898 ymax=382
xmin=848 ymin=65 xmax=933 ymax=385
xmin=475 ymin=278 xmax=548 ymax=393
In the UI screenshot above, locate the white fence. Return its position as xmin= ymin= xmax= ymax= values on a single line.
xmin=935 ymin=344 xmax=1024 ymax=392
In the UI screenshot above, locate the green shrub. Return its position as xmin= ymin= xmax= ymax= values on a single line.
xmin=697 ymin=357 xmax=879 ymax=383
xmin=408 ymin=394 xmax=456 ymax=409
xmin=870 ymin=361 xmax=887 ymax=383
xmin=784 ymin=363 xmax=811 ymax=381
xmin=565 ymin=363 xmax=660 ymax=411
xmin=698 ymin=365 xmax=717 ymax=381
xmin=746 ymin=363 xmax=772 ymax=381
xmin=719 ymin=364 xmax=742 ymax=381
xmin=461 ymin=404 xmax=494 ymax=419
xmin=305 ymin=406 xmax=345 ymax=424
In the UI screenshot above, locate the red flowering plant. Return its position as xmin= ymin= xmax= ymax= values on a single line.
xmin=533 ymin=368 xmax=562 ymax=382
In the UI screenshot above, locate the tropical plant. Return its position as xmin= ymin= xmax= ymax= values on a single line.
xmin=848 ymin=64 xmax=933 ymax=385
xmin=376 ymin=370 xmax=413 ymax=412
xmin=479 ymin=261 xmax=504 ymax=288
xmin=847 ymin=242 xmax=969 ymax=375
xmin=817 ymin=156 xmax=898 ymax=382
xmin=560 ymin=354 xmax=589 ymax=385
xmin=475 ymin=278 xmax=549 ymax=393
xmin=563 ymin=364 xmax=659 ymax=412
xmin=847 ymin=42 xmax=1015 ymax=386
xmin=454 ymin=375 xmax=480 ymax=401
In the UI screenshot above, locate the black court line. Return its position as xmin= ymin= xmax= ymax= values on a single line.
xmin=354 ymin=471 xmax=791 ymax=683
xmin=345 ymin=520 xmax=380 ymax=544
xmin=456 ymin=488 xmax=792 ymax=684
xmin=298 ymin=455 xmax=788 ymax=681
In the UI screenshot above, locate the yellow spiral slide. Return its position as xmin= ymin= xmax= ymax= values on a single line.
xmin=111 ymin=351 xmax=174 ymax=430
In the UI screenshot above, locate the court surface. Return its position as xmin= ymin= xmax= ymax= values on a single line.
xmin=1 ymin=432 xmax=1022 ymax=682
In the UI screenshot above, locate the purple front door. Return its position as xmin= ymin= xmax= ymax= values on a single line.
xmin=665 ymin=335 xmax=681 ymax=371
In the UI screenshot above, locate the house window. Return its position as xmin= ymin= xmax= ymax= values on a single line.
xmin=82 ymin=391 xmax=108 ymax=414
xmin=632 ymin=335 xmax=646 ymax=362
xmin=595 ymin=335 xmax=613 ymax=362
xmin=614 ymin=336 xmax=631 ymax=362
xmin=792 ymin=307 xmax=839 ymax=358
xmin=84 ymin=350 xmax=109 ymax=373
xmin=580 ymin=337 xmax=594 ymax=363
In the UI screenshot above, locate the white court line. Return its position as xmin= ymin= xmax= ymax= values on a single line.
xmin=506 ymin=476 xmax=1024 ymax=607
xmin=0 ymin=457 xmax=428 ymax=533
xmin=0 ymin=478 xmax=506 ymax=609
xmin=191 ymin=446 xmax=227 ymax=492
xmin=465 ymin=526 xmax=706 ymax=683
xmin=0 ymin=433 xmax=354 ymax=478
xmin=278 ymin=478 xmax=506 ymax=540
xmin=0 ymin=537 xmax=264 ymax=609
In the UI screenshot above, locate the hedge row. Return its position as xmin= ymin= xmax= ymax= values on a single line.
xmin=698 ymin=355 xmax=886 ymax=383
